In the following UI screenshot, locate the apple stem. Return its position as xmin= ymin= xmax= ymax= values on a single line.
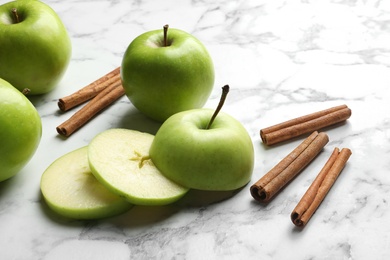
xmin=163 ymin=24 xmax=169 ymax=47
xmin=11 ymin=8 xmax=20 ymax=23
xmin=22 ymin=88 xmax=31 ymax=95
xmin=206 ymin=85 xmax=230 ymax=130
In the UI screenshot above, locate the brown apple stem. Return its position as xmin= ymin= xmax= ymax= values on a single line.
xmin=11 ymin=8 xmax=20 ymax=23
xmin=163 ymin=24 xmax=169 ymax=47
xmin=206 ymin=85 xmax=230 ymax=130
xmin=22 ymin=88 xmax=31 ymax=95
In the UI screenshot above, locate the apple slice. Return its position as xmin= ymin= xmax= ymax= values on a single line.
xmin=40 ymin=146 xmax=132 ymax=219
xmin=88 ymin=128 xmax=189 ymax=205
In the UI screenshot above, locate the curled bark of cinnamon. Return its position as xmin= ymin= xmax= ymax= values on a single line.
xmin=56 ymin=81 xmax=125 ymax=137
xmin=58 ymin=67 xmax=121 ymax=112
xmin=260 ymin=105 xmax=351 ymax=146
xmin=250 ymin=131 xmax=329 ymax=203
xmin=291 ymin=147 xmax=352 ymax=227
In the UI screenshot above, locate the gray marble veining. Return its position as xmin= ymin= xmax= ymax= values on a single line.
xmin=1 ymin=0 xmax=390 ymax=259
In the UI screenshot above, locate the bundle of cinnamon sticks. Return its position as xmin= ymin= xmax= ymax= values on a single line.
xmin=56 ymin=66 xmax=125 ymax=137
xmin=251 ymin=104 xmax=353 ymax=227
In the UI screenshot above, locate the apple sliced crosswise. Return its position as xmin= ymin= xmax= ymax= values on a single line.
xmin=88 ymin=128 xmax=189 ymax=206
xmin=40 ymin=146 xmax=132 ymax=220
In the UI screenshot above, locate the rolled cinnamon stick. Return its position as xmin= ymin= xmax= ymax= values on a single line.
xmin=250 ymin=131 xmax=329 ymax=203
xmin=58 ymin=67 xmax=121 ymax=111
xmin=260 ymin=105 xmax=351 ymax=146
xmin=56 ymin=81 xmax=125 ymax=137
xmin=291 ymin=147 xmax=352 ymax=227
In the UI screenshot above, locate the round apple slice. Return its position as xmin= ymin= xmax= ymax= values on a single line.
xmin=88 ymin=128 xmax=189 ymax=206
xmin=40 ymin=146 xmax=132 ymax=220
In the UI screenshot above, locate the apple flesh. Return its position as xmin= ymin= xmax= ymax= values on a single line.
xmin=40 ymin=146 xmax=132 ymax=219
xmin=0 ymin=0 xmax=71 ymax=95
xmin=149 ymin=108 xmax=255 ymax=191
xmin=88 ymin=128 xmax=189 ymax=205
xmin=0 ymin=78 xmax=42 ymax=182
xmin=121 ymin=26 xmax=214 ymax=122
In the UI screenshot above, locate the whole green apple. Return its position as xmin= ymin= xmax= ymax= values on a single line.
xmin=0 ymin=78 xmax=42 ymax=182
xmin=121 ymin=25 xmax=215 ymax=122
xmin=0 ymin=0 xmax=71 ymax=95
xmin=149 ymin=107 xmax=254 ymax=191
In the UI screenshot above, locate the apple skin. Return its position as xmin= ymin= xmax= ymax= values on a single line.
xmin=149 ymin=109 xmax=254 ymax=191
xmin=0 ymin=0 xmax=71 ymax=95
xmin=121 ymin=27 xmax=214 ymax=122
xmin=0 ymin=78 xmax=42 ymax=182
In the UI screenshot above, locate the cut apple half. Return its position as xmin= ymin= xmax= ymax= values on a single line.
xmin=88 ymin=128 xmax=189 ymax=205
xmin=40 ymin=146 xmax=132 ymax=219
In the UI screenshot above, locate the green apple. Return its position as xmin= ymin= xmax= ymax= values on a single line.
xmin=149 ymin=86 xmax=254 ymax=190
xmin=88 ymin=128 xmax=189 ymax=205
xmin=121 ymin=25 xmax=214 ymax=122
xmin=40 ymin=146 xmax=133 ymax=219
xmin=0 ymin=0 xmax=71 ymax=95
xmin=0 ymin=78 xmax=42 ymax=182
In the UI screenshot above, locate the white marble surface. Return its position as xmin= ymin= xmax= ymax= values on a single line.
xmin=1 ymin=0 xmax=390 ymax=259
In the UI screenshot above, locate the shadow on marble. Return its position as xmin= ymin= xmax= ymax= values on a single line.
xmin=107 ymin=186 xmax=248 ymax=228
xmin=37 ymin=192 xmax=97 ymax=227
xmin=37 ymin=183 xmax=247 ymax=227
xmin=175 ymin=185 xmax=246 ymax=208
xmin=25 ymin=94 xmax=53 ymax=109
xmin=114 ymin=103 xmax=162 ymax=135
xmin=0 ymin=177 xmax=15 ymax=201
xmin=109 ymin=204 xmax=182 ymax=228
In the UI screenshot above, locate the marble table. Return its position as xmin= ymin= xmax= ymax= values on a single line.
xmin=1 ymin=0 xmax=389 ymax=259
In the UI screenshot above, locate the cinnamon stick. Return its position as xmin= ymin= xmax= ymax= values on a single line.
xmin=56 ymin=81 xmax=125 ymax=137
xmin=260 ymin=105 xmax=351 ymax=146
xmin=250 ymin=131 xmax=329 ymax=203
xmin=291 ymin=147 xmax=352 ymax=227
xmin=58 ymin=67 xmax=121 ymax=111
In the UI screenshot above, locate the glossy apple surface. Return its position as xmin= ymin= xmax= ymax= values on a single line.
xmin=149 ymin=108 xmax=254 ymax=191
xmin=0 ymin=0 xmax=71 ymax=95
xmin=0 ymin=78 xmax=42 ymax=182
xmin=121 ymin=27 xmax=214 ymax=122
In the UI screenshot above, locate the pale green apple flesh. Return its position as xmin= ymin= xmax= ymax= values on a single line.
xmin=150 ymin=109 xmax=255 ymax=191
xmin=0 ymin=0 xmax=71 ymax=94
xmin=40 ymin=146 xmax=132 ymax=220
xmin=121 ymin=27 xmax=214 ymax=122
xmin=0 ymin=78 xmax=41 ymax=182
xmin=88 ymin=128 xmax=189 ymax=205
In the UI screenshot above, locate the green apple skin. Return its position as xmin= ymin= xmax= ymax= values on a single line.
xmin=0 ymin=0 xmax=71 ymax=95
xmin=149 ymin=109 xmax=255 ymax=191
xmin=0 ymin=78 xmax=42 ymax=182
xmin=121 ymin=28 xmax=215 ymax=122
